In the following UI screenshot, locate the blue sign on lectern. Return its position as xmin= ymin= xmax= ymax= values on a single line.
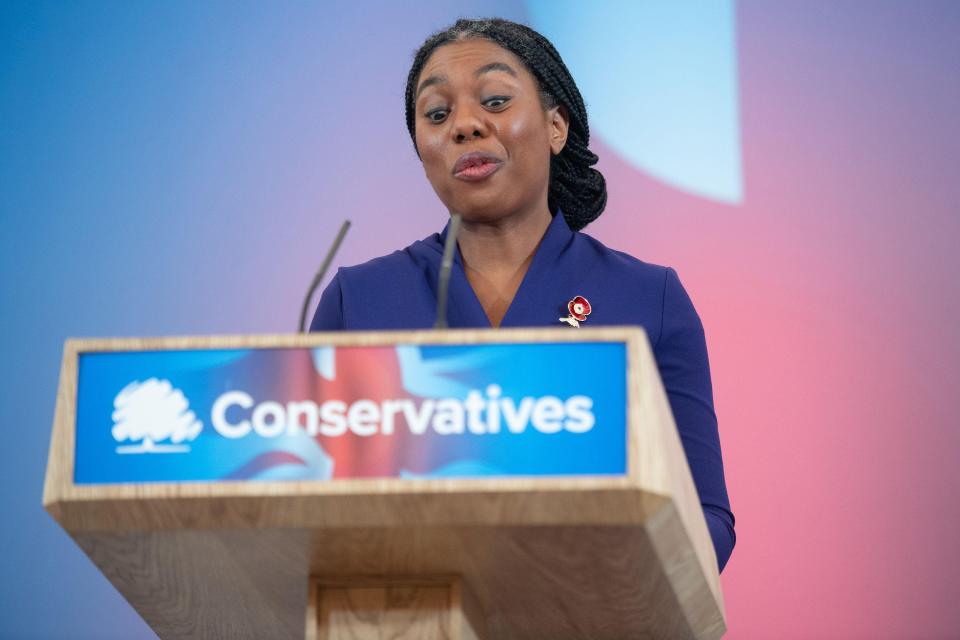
xmin=74 ymin=341 xmax=628 ymax=485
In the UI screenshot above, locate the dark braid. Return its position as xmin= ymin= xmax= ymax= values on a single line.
xmin=404 ymin=18 xmax=607 ymax=231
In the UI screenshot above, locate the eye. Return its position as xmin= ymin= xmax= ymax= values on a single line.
xmin=425 ymin=108 xmax=448 ymax=123
xmin=484 ymin=96 xmax=511 ymax=109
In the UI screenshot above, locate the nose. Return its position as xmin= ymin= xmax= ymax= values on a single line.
xmin=450 ymin=103 xmax=488 ymax=143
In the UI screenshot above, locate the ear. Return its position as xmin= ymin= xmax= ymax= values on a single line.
xmin=548 ymin=104 xmax=570 ymax=155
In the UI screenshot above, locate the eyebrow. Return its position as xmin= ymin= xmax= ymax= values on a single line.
xmin=475 ymin=62 xmax=518 ymax=78
xmin=416 ymin=62 xmax=519 ymax=99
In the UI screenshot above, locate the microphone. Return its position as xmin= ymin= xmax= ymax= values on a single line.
xmin=434 ymin=213 xmax=462 ymax=329
xmin=299 ymin=219 xmax=351 ymax=333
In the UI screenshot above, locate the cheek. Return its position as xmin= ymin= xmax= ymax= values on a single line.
xmin=503 ymin=113 xmax=551 ymax=179
xmin=505 ymin=110 xmax=544 ymax=143
xmin=416 ymin=128 xmax=448 ymax=182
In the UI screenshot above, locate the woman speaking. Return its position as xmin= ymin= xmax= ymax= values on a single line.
xmin=310 ymin=18 xmax=736 ymax=572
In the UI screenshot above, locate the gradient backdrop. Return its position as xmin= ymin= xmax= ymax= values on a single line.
xmin=2 ymin=1 xmax=958 ymax=638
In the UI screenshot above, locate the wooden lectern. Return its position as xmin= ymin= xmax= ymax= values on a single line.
xmin=43 ymin=327 xmax=726 ymax=639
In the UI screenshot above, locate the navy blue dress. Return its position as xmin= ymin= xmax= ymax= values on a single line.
xmin=310 ymin=211 xmax=736 ymax=571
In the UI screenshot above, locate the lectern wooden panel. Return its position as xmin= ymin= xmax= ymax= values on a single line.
xmin=44 ymin=327 xmax=726 ymax=639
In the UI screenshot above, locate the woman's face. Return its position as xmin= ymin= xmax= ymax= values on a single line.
xmin=413 ymin=38 xmax=568 ymax=224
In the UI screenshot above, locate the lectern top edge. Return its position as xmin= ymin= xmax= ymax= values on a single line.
xmin=61 ymin=325 xmax=649 ymax=353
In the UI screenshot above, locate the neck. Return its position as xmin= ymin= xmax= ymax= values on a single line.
xmin=456 ymin=205 xmax=552 ymax=278
xmin=453 ymin=204 xmax=553 ymax=328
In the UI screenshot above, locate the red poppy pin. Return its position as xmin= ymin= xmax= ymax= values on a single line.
xmin=560 ymin=295 xmax=591 ymax=328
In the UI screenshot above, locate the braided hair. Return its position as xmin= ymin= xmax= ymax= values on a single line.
xmin=404 ymin=18 xmax=607 ymax=231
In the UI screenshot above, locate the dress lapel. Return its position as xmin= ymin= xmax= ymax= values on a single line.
xmin=431 ymin=223 xmax=490 ymax=329
xmin=430 ymin=211 xmax=589 ymax=329
xmin=499 ymin=211 xmax=580 ymax=328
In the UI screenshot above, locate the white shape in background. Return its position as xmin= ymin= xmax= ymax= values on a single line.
xmin=525 ymin=0 xmax=743 ymax=204
xmin=312 ymin=346 xmax=336 ymax=381
xmin=112 ymin=378 xmax=202 ymax=454
xmin=396 ymin=345 xmax=502 ymax=398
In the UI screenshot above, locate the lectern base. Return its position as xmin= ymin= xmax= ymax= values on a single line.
xmin=306 ymin=576 xmax=482 ymax=640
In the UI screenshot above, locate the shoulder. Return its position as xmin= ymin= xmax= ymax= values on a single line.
xmin=573 ymin=229 xmax=673 ymax=292
xmin=336 ymin=234 xmax=440 ymax=289
xmin=571 ymin=230 xmax=699 ymax=345
xmin=322 ymin=233 xmax=441 ymax=330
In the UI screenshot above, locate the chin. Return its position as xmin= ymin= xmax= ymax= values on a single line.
xmin=446 ymin=192 xmax=520 ymax=223
xmin=454 ymin=207 xmax=515 ymax=226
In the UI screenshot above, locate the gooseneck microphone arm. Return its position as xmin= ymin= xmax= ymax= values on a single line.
xmin=299 ymin=219 xmax=351 ymax=333
xmin=434 ymin=213 xmax=462 ymax=329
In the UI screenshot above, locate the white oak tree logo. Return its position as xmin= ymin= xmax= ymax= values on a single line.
xmin=112 ymin=379 xmax=202 ymax=454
